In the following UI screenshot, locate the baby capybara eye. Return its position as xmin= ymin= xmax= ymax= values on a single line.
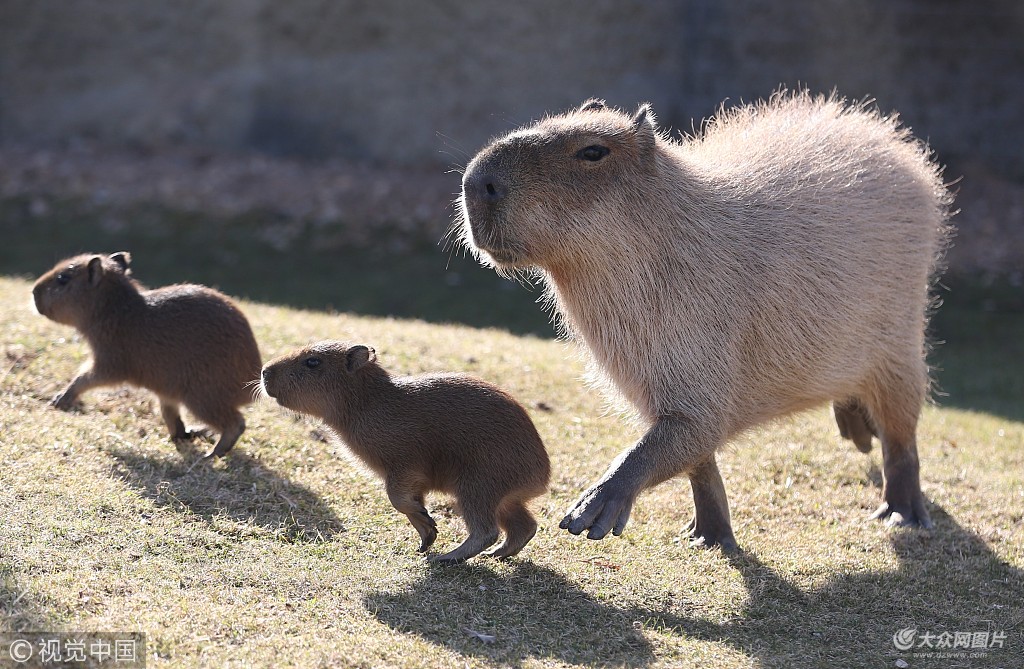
xmin=576 ymin=145 xmax=610 ymax=161
xmin=56 ymin=272 xmax=71 ymax=286
xmin=304 ymin=357 xmax=321 ymax=369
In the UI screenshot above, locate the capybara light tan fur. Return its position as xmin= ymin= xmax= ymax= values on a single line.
xmin=458 ymin=91 xmax=953 ymax=551
xmin=33 ymin=252 xmax=262 ymax=458
xmin=260 ymin=341 xmax=550 ymax=563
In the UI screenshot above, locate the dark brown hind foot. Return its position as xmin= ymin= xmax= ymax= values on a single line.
xmin=485 ymin=501 xmax=538 ymax=559
xmin=834 ymin=399 xmax=876 ymax=453
xmin=203 ymin=417 xmax=245 ymax=458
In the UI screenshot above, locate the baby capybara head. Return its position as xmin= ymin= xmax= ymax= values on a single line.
xmin=261 ymin=341 xmax=380 ymax=419
xmin=33 ymin=252 xmax=134 ymax=327
xmin=458 ymin=99 xmax=659 ymax=270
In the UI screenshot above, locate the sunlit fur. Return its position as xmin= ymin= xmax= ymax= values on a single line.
xmin=458 ymin=91 xmax=953 ymax=538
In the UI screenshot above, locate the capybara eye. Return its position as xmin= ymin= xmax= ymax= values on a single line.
xmin=577 ymin=145 xmax=610 ymax=162
xmin=304 ymin=357 xmax=321 ymax=369
xmin=56 ymin=272 xmax=70 ymax=286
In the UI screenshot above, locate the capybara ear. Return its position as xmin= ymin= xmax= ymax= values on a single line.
xmin=346 ymin=345 xmax=376 ymax=372
xmin=632 ymin=103 xmax=657 ymax=147
xmin=578 ymin=98 xmax=606 ymax=113
xmin=87 ymin=256 xmax=104 ymax=286
xmin=109 ymin=252 xmax=132 ymax=273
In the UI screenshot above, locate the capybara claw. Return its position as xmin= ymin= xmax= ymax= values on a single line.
xmin=870 ymin=502 xmax=934 ymax=530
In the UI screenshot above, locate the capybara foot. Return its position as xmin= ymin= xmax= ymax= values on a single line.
xmin=683 ymin=517 xmax=739 ymax=553
xmin=51 ymin=391 xmax=77 ymax=411
xmin=430 ymin=530 xmax=499 ymax=564
xmin=560 ymin=476 xmax=638 ymax=540
xmin=415 ymin=518 xmax=438 ymax=554
xmin=203 ymin=418 xmax=245 ymax=458
xmin=870 ymin=500 xmax=934 ymax=529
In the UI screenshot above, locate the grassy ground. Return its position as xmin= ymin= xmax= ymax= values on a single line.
xmin=0 ymin=200 xmax=1022 ymax=667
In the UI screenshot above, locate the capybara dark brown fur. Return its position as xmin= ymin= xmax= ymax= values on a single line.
xmin=457 ymin=91 xmax=953 ymax=551
xmin=33 ymin=252 xmax=262 ymax=458
xmin=260 ymin=340 xmax=550 ymax=563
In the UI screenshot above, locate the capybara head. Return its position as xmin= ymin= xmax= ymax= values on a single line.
xmin=458 ymin=99 xmax=660 ymax=270
xmin=33 ymin=252 xmax=134 ymax=327
xmin=261 ymin=341 xmax=379 ymax=419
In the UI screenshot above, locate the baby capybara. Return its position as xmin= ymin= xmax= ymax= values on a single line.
xmin=33 ymin=252 xmax=261 ymax=458
xmin=261 ymin=340 xmax=550 ymax=563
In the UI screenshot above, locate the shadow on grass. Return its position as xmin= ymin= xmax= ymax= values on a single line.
xmin=635 ymin=506 xmax=1022 ymax=667
xmin=106 ymin=444 xmax=344 ymax=543
xmin=365 ymin=507 xmax=1021 ymax=667
xmin=364 ymin=561 xmax=654 ymax=667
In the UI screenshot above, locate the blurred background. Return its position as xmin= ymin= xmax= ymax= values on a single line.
xmin=0 ymin=0 xmax=1021 ymax=414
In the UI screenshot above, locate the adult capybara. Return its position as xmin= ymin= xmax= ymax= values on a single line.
xmin=457 ymin=91 xmax=952 ymax=551
xmin=33 ymin=252 xmax=262 ymax=458
xmin=261 ymin=341 xmax=550 ymax=563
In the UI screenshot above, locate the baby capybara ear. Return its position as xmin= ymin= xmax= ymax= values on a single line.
xmin=345 ymin=345 xmax=377 ymax=372
xmin=86 ymin=256 xmax=105 ymax=286
xmin=109 ymin=251 xmax=132 ymax=273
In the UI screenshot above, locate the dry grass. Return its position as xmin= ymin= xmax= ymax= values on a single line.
xmin=1 ymin=274 xmax=1021 ymax=668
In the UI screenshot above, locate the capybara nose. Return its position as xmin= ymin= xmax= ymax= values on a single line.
xmin=261 ymin=367 xmax=272 ymax=385
xmin=463 ymin=169 xmax=507 ymax=205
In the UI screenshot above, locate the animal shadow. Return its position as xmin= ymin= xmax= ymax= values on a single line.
xmin=632 ymin=505 xmax=1023 ymax=667
xmin=364 ymin=560 xmax=654 ymax=667
xmin=106 ymin=444 xmax=344 ymax=543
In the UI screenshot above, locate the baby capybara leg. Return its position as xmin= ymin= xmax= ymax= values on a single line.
xmin=834 ymin=398 xmax=877 ymax=453
xmin=159 ymin=399 xmax=189 ymax=440
xmin=686 ymin=455 xmax=738 ymax=553
xmin=864 ymin=369 xmax=933 ymax=529
xmin=386 ymin=480 xmax=438 ymax=553
xmin=485 ymin=499 xmax=538 ymax=559
xmin=431 ymin=500 xmax=499 ymax=564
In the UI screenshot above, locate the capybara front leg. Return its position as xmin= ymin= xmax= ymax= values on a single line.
xmin=51 ymin=364 xmax=109 ymax=410
xmin=560 ymin=415 xmax=721 ymax=540
xmin=386 ymin=480 xmax=438 ymax=553
xmin=685 ymin=455 xmax=737 ymax=552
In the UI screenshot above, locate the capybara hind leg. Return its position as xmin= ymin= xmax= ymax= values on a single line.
xmin=205 ymin=415 xmax=245 ymax=458
xmin=834 ymin=398 xmax=877 ymax=453
xmin=685 ymin=455 xmax=738 ymax=553
xmin=864 ymin=375 xmax=933 ymax=529
xmin=431 ymin=505 xmax=499 ymax=564
xmin=560 ymin=415 xmax=723 ymax=541
xmin=159 ymin=399 xmax=189 ymax=440
xmin=485 ymin=500 xmax=538 ymax=559
xmin=386 ymin=480 xmax=438 ymax=553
